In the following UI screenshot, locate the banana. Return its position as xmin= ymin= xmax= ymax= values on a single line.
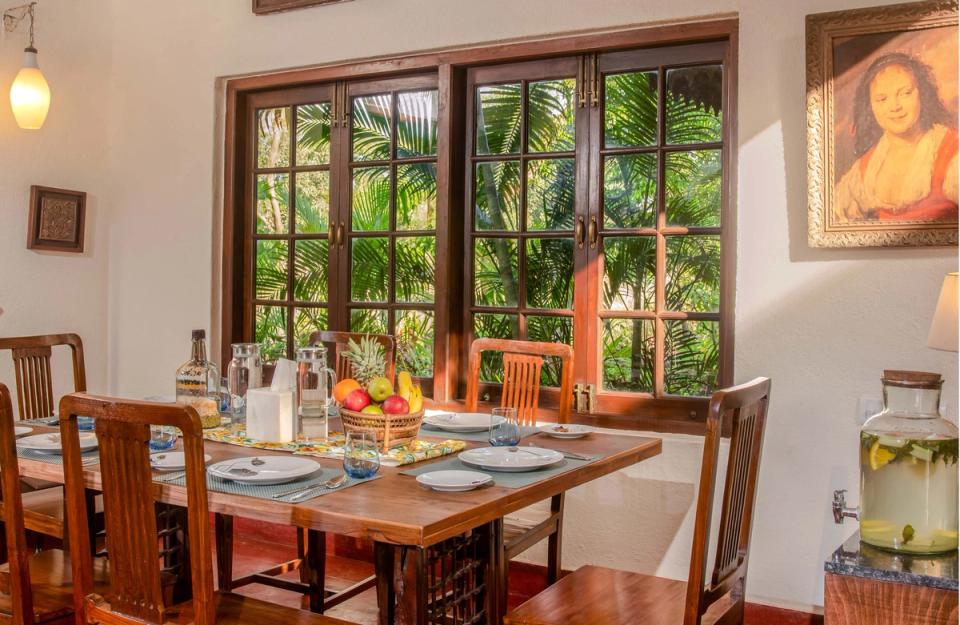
xmin=409 ymin=384 xmax=423 ymax=413
xmin=397 ymin=371 xmax=413 ymax=401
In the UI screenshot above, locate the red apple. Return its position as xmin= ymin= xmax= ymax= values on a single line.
xmin=344 ymin=388 xmax=371 ymax=412
xmin=381 ymin=394 xmax=410 ymax=415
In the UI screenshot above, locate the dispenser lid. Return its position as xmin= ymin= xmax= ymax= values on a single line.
xmin=882 ymin=370 xmax=942 ymax=389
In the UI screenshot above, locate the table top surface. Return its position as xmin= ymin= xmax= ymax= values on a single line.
xmin=825 ymin=532 xmax=959 ymax=591
xmin=16 ymin=422 xmax=661 ymax=547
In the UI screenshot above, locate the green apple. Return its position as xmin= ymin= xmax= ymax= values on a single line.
xmin=367 ymin=376 xmax=394 ymax=403
xmin=361 ymin=404 xmax=383 ymax=415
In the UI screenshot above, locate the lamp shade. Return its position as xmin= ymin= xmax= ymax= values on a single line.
xmin=10 ymin=48 xmax=50 ymax=130
xmin=927 ymin=272 xmax=958 ymax=352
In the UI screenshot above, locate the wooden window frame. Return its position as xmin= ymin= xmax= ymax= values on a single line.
xmin=221 ymin=18 xmax=738 ymax=434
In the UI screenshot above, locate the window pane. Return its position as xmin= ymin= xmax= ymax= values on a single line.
xmin=527 ymin=315 xmax=572 ymax=386
xmin=604 ymin=154 xmax=657 ymax=229
xmin=293 ymin=307 xmax=328 ymax=349
xmin=526 ymin=158 xmax=575 ymax=231
xmin=525 ymin=238 xmax=573 ymax=309
xmin=352 ymin=166 xmax=390 ymax=231
xmin=397 ymin=90 xmax=438 ymax=158
xmin=602 ymin=318 xmax=654 ymax=392
xmin=295 ymin=171 xmax=329 ymax=233
xmin=397 ymin=163 xmax=437 ymax=231
xmin=396 ymin=310 xmax=434 ymax=377
xmin=255 ymin=240 xmax=288 ymax=301
xmin=351 ymin=237 xmax=389 ymax=302
xmin=257 ymin=107 xmax=290 ymax=168
xmin=528 ymin=79 xmax=576 ymax=153
xmin=473 ymin=313 xmax=519 ymax=383
xmin=395 ymin=236 xmax=435 ymax=304
xmin=475 ymin=161 xmax=520 ymax=231
xmin=665 ymin=320 xmax=719 ymax=396
xmin=602 ymin=236 xmax=655 ymax=311
xmin=293 ymin=239 xmax=327 ymax=303
xmin=257 ymin=173 xmax=289 ymax=234
xmin=476 ymin=83 xmax=521 ymax=156
xmin=352 ymin=94 xmax=392 ymax=161
xmin=665 ymin=65 xmax=722 ymax=145
xmin=350 ymin=308 xmax=388 ymax=334
xmin=256 ymin=305 xmax=287 ymax=363
xmin=666 ymin=150 xmax=721 ymax=227
xmin=665 ymin=236 xmax=720 ymax=312
xmin=295 ymin=103 xmax=331 ymax=166
xmin=604 ymin=71 xmax=657 ymax=148
xmin=474 ymin=238 xmax=519 ymax=307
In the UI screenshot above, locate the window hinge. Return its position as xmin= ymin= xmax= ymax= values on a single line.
xmin=573 ymin=383 xmax=596 ymax=414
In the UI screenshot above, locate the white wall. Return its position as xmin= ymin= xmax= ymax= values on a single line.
xmin=1 ymin=0 xmax=956 ymax=614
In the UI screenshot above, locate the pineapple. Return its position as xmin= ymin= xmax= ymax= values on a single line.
xmin=343 ymin=337 xmax=387 ymax=386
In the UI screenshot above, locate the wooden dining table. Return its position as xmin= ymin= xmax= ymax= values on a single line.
xmin=15 ymin=420 xmax=661 ymax=625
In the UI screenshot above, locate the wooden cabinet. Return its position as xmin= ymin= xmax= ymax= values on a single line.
xmin=825 ymin=572 xmax=958 ymax=625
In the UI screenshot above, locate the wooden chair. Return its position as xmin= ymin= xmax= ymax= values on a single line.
xmin=0 ymin=333 xmax=95 ymax=544
xmin=505 ymin=377 xmax=772 ymax=625
xmin=58 ymin=393 xmax=357 ymax=625
xmin=0 ymin=382 xmax=108 ymax=625
xmin=465 ymin=338 xmax=575 ymax=594
xmin=308 ymin=331 xmax=395 ymax=384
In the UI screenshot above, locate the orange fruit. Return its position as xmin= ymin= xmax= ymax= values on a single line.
xmin=333 ymin=378 xmax=362 ymax=404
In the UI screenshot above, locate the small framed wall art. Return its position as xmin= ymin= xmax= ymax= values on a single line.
xmin=806 ymin=0 xmax=958 ymax=248
xmin=27 ymin=185 xmax=87 ymax=253
xmin=253 ymin=0 xmax=351 ymax=14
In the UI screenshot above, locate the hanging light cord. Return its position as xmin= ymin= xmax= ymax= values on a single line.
xmin=3 ymin=2 xmax=37 ymax=49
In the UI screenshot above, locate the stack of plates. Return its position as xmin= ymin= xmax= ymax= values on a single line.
xmin=151 ymin=451 xmax=212 ymax=472
xmin=17 ymin=432 xmax=98 ymax=455
xmin=423 ymin=412 xmax=504 ymax=433
xmin=458 ymin=446 xmax=563 ymax=472
xmin=538 ymin=424 xmax=593 ymax=439
xmin=416 ymin=469 xmax=493 ymax=492
xmin=207 ymin=456 xmax=321 ymax=485
xmin=14 ymin=426 xmax=32 ymax=437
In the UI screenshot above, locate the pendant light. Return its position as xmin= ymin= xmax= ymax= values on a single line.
xmin=4 ymin=2 xmax=49 ymax=129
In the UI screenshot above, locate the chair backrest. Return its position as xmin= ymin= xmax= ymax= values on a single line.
xmin=308 ymin=330 xmax=396 ymax=383
xmin=0 ymin=334 xmax=86 ymax=420
xmin=59 ymin=394 xmax=214 ymax=625
xmin=0 ymin=383 xmax=36 ymax=625
xmin=683 ymin=377 xmax=771 ymax=625
xmin=465 ymin=338 xmax=574 ymax=426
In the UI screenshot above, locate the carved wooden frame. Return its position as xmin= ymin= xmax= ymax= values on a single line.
xmin=252 ymin=0 xmax=351 ymax=15
xmin=26 ymin=185 xmax=87 ymax=253
xmin=806 ymin=0 xmax=958 ymax=248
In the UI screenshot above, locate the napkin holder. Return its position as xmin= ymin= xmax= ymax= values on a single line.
xmin=245 ymin=359 xmax=296 ymax=442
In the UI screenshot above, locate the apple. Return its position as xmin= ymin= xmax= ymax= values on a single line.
xmin=343 ymin=388 xmax=371 ymax=412
xmin=381 ymin=394 xmax=410 ymax=415
xmin=361 ymin=404 xmax=384 ymax=415
xmin=367 ymin=376 xmax=394 ymax=403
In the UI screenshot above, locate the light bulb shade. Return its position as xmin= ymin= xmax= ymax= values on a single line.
xmin=927 ymin=272 xmax=958 ymax=352
xmin=10 ymin=50 xmax=50 ymax=130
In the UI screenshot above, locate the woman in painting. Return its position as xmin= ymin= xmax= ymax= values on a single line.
xmin=835 ymin=52 xmax=958 ymax=222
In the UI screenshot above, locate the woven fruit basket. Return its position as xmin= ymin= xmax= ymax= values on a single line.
xmin=338 ymin=408 xmax=424 ymax=452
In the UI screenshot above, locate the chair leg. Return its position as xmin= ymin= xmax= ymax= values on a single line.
xmin=214 ymin=513 xmax=234 ymax=591
xmin=546 ymin=493 xmax=565 ymax=584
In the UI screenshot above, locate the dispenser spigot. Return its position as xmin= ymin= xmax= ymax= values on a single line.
xmin=832 ymin=489 xmax=859 ymax=524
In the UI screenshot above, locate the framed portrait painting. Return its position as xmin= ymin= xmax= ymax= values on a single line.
xmin=807 ymin=1 xmax=958 ymax=247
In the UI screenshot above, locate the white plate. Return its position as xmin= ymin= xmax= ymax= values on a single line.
xmin=423 ymin=412 xmax=505 ymax=433
xmin=416 ymin=469 xmax=493 ymax=492
xmin=144 ymin=395 xmax=177 ymax=403
xmin=458 ymin=446 xmax=563 ymax=472
xmin=14 ymin=426 xmax=32 ymax=437
xmin=538 ymin=424 xmax=593 ymax=439
xmin=17 ymin=432 xmax=98 ymax=454
xmin=151 ymin=451 xmax=213 ymax=471
xmin=208 ymin=456 xmax=321 ymax=485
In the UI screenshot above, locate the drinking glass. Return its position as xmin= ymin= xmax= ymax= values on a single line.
xmin=343 ymin=431 xmax=380 ymax=479
xmin=149 ymin=425 xmax=178 ymax=451
xmin=489 ymin=407 xmax=520 ymax=446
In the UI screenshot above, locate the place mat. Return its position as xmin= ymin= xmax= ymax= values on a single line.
xmin=400 ymin=451 xmax=603 ymax=489
xmin=202 ymin=427 xmax=466 ymax=467
xmin=419 ymin=423 xmax=540 ymax=443
xmin=16 ymin=446 xmax=100 ymax=465
xmin=152 ymin=468 xmax=380 ymax=502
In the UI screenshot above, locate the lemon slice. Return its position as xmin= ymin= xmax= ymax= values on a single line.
xmin=869 ymin=440 xmax=896 ymax=470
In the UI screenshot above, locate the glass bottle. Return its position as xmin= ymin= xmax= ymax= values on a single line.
xmin=175 ymin=329 xmax=222 ymax=429
xmin=226 ymin=343 xmax=262 ymax=429
xmin=296 ymin=346 xmax=337 ymax=441
xmin=860 ymin=370 xmax=958 ymax=554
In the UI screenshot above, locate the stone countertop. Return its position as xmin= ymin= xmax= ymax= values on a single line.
xmin=825 ymin=532 xmax=958 ymax=591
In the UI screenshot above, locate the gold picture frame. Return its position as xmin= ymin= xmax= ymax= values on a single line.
xmin=806 ymin=0 xmax=958 ymax=247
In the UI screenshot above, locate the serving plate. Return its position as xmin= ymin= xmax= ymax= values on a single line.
xmin=14 ymin=426 xmax=32 ymax=437
xmin=458 ymin=446 xmax=563 ymax=472
xmin=416 ymin=469 xmax=493 ymax=492
xmin=17 ymin=432 xmax=98 ymax=454
xmin=538 ymin=424 xmax=593 ymax=439
xmin=207 ymin=456 xmax=320 ymax=485
xmin=151 ymin=451 xmax=213 ymax=472
xmin=423 ymin=412 xmax=505 ymax=433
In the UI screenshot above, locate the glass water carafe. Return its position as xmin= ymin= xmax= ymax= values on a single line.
xmin=227 ymin=343 xmax=262 ymax=429
xmin=296 ymin=346 xmax=337 ymax=440
xmin=860 ymin=370 xmax=958 ymax=554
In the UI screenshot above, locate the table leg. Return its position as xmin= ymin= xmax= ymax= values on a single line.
xmin=214 ymin=513 xmax=233 ymax=591
xmin=300 ymin=528 xmax=327 ymax=613
xmin=375 ymin=541 xmax=397 ymax=625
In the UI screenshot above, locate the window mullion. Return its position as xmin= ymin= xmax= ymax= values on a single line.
xmin=654 ymin=65 xmax=668 ymax=398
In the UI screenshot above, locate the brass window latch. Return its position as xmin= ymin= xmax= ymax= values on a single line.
xmin=573 ymin=383 xmax=596 ymax=413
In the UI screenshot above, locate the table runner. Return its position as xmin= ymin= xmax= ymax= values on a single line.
xmin=152 ymin=467 xmax=380 ymax=502
xmin=399 ymin=450 xmax=605 ymax=489
xmin=202 ymin=427 xmax=466 ymax=467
